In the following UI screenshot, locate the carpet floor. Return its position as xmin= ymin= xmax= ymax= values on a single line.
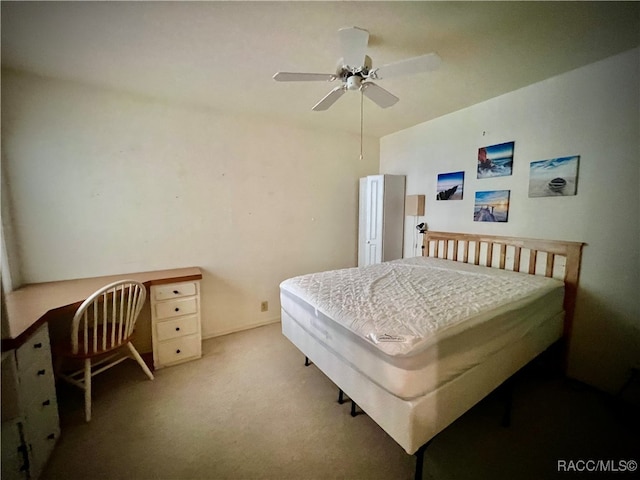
xmin=42 ymin=322 xmax=637 ymax=480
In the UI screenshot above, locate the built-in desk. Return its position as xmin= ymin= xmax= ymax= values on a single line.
xmin=1 ymin=267 xmax=202 ymax=480
xmin=2 ymin=267 xmax=202 ymax=351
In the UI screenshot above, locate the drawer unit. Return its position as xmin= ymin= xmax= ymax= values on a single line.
xmin=151 ymin=281 xmax=202 ymax=369
xmin=2 ymin=324 xmax=59 ymax=480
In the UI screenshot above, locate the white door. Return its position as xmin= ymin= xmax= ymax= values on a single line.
xmin=364 ymin=175 xmax=384 ymax=265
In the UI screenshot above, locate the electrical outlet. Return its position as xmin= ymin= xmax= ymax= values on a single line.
xmin=260 ymin=301 xmax=268 ymax=312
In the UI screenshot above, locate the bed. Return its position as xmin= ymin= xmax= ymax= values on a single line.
xmin=280 ymin=231 xmax=584 ymax=477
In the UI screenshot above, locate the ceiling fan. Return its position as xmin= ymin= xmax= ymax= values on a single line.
xmin=273 ymin=26 xmax=441 ymax=111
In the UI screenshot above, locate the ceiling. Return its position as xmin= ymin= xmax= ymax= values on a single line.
xmin=2 ymin=1 xmax=639 ymax=138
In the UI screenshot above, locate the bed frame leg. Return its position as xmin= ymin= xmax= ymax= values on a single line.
xmin=501 ymin=377 xmax=514 ymax=427
xmin=304 ymin=356 xmax=311 ymax=367
xmin=414 ymin=440 xmax=432 ymax=480
xmin=338 ymin=388 xmax=345 ymax=404
xmin=350 ymin=400 xmax=359 ymax=417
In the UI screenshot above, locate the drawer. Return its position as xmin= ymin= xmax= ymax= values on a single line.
xmin=15 ymin=326 xmax=52 ymax=371
xmin=154 ymin=297 xmax=198 ymax=320
xmin=153 ymin=282 xmax=197 ymax=301
xmin=155 ymin=315 xmax=199 ymax=342
xmin=18 ymin=361 xmax=56 ymax=408
xmin=1 ymin=419 xmax=28 ymax=480
xmin=23 ymin=383 xmax=58 ymax=417
xmin=24 ymin=399 xmax=59 ymax=445
xmin=24 ymin=409 xmax=59 ymax=480
xmin=156 ymin=334 xmax=201 ymax=367
xmin=24 ymin=393 xmax=59 ymax=428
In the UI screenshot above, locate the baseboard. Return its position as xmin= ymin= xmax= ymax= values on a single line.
xmin=202 ymin=317 xmax=281 ymax=340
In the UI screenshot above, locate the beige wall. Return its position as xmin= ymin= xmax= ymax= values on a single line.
xmin=381 ymin=48 xmax=640 ymax=394
xmin=1 ymin=69 xmax=379 ymax=339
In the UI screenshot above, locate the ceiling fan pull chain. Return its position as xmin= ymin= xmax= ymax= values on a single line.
xmin=360 ymin=90 xmax=364 ymax=160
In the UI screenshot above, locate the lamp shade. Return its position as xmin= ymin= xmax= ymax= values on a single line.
xmin=405 ymin=195 xmax=425 ymax=216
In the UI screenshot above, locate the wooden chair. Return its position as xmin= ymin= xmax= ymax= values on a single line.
xmin=54 ymin=279 xmax=154 ymax=421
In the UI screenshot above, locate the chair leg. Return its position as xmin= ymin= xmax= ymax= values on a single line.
xmin=84 ymin=358 xmax=92 ymax=422
xmin=127 ymin=342 xmax=154 ymax=380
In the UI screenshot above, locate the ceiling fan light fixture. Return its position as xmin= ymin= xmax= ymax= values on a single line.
xmin=346 ymin=75 xmax=362 ymax=91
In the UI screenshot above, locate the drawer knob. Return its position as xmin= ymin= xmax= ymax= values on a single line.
xmin=37 ymin=369 xmax=46 ymax=376
xmin=175 ymin=327 xmax=180 ymax=331
xmin=42 ymin=399 xmax=51 ymax=406
xmin=34 ymin=342 xmax=43 ymax=349
xmin=47 ymin=433 xmax=56 ymax=440
xmin=173 ymin=290 xmax=179 ymax=294
xmin=174 ymin=307 xmax=180 ymax=312
xmin=176 ymin=349 xmax=181 ymax=354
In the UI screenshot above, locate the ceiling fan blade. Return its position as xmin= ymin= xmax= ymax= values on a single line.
xmin=373 ymin=53 xmax=441 ymax=80
xmin=273 ymin=72 xmax=336 ymax=82
xmin=312 ymin=86 xmax=346 ymax=111
xmin=338 ymin=26 xmax=369 ymax=69
xmin=361 ymin=82 xmax=399 ymax=108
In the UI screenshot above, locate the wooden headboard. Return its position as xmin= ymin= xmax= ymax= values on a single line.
xmin=422 ymin=231 xmax=585 ymax=340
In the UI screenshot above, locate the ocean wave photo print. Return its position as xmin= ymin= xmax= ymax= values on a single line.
xmin=477 ymin=141 xmax=514 ymax=179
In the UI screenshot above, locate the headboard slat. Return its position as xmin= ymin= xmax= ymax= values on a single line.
xmin=513 ymin=247 xmax=521 ymax=272
xmin=499 ymin=244 xmax=507 ymax=270
xmin=486 ymin=242 xmax=494 ymax=267
xmin=546 ymin=253 xmax=555 ymax=278
xmin=529 ymin=250 xmax=537 ymax=275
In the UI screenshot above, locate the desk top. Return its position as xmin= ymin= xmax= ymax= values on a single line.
xmin=2 ymin=267 xmax=202 ymax=351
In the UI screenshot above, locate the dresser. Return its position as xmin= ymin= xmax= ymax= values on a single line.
xmin=1 ymin=324 xmax=60 ymax=480
xmin=150 ymin=280 xmax=202 ymax=369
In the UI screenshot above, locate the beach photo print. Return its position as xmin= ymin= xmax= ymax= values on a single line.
xmin=474 ymin=190 xmax=510 ymax=222
xmin=528 ymin=155 xmax=580 ymax=197
xmin=436 ymin=171 xmax=464 ymax=200
xmin=477 ymin=141 xmax=514 ymax=179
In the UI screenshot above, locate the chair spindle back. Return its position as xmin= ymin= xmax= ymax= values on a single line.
xmin=71 ymin=280 xmax=147 ymax=355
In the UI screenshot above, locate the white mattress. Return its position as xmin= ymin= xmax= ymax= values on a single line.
xmin=282 ymin=306 xmax=563 ymax=454
xmin=280 ymin=257 xmax=564 ymax=399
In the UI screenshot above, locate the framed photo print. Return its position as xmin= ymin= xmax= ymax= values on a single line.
xmin=436 ymin=171 xmax=464 ymax=200
xmin=528 ymin=155 xmax=580 ymax=197
xmin=474 ymin=190 xmax=510 ymax=222
xmin=477 ymin=141 xmax=515 ymax=179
